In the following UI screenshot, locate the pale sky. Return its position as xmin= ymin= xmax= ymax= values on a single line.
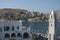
xmin=0 ymin=0 xmax=60 ymax=13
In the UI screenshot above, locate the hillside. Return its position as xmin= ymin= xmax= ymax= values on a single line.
xmin=0 ymin=8 xmax=49 ymax=22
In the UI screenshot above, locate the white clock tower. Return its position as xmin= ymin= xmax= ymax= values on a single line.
xmin=48 ymin=10 xmax=56 ymax=40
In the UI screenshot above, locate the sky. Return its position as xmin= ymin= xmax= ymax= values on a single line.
xmin=0 ymin=0 xmax=60 ymax=13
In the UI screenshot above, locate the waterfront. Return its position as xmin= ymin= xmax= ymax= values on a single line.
xmin=23 ymin=22 xmax=60 ymax=36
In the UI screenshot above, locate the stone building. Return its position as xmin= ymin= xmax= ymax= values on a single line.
xmin=0 ymin=19 xmax=31 ymax=40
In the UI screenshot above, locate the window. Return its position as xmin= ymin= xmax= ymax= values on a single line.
xmin=5 ymin=33 xmax=10 ymax=38
xmin=11 ymin=33 xmax=16 ymax=37
xmin=4 ymin=26 xmax=9 ymax=31
xmin=51 ymin=24 xmax=52 ymax=26
xmin=12 ymin=26 xmax=14 ymax=31
xmin=17 ymin=26 xmax=19 ymax=29
xmin=50 ymin=15 xmax=52 ymax=18
xmin=0 ymin=27 xmax=2 ymax=32
xmin=51 ymin=16 xmax=52 ymax=18
xmin=17 ymin=33 xmax=22 ymax=37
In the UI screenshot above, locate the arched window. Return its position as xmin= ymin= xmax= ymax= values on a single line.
xmin=51 ymin=15 xmax=52 ymax=18
xmin=23 ymin=32 xmax=29 ymax=39
xmin=50 ymin=15 xmax=53 ymax=19
xmin=5 ymin=33 xmax=10 ymax=38
xmin=11 ymin=33 xmax=16 ymax=37
xmin=51 ymin=24 xmax=52 ymax=26
xmin=17 ymin=33 xmax=22 ymax=37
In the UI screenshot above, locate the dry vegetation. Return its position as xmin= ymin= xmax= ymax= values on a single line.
xmin=0 ymin=8 xmax=49 ymax=22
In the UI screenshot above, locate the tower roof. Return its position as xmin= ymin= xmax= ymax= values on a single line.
xmin=51 ymin=10 xmax=54 ymax=14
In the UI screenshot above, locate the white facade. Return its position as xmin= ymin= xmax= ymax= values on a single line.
xmin=48 ymin=10 xmax=56 ymax=40
xmin=0 ymin=19 xmax=31 ymax=40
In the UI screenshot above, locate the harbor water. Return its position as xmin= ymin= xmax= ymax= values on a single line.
xmin=23 ymin=22 xmax=60 ymax=36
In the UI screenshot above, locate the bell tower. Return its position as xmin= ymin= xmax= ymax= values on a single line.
xmin=48 ymin=10 xmax=56 ymax=40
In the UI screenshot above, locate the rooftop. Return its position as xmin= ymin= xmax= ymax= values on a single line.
xmin=0 ymin=18 xmax=22 ymax=22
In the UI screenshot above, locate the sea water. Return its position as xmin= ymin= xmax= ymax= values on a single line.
xmin=22 ymin=22 xmax=60 ymax=36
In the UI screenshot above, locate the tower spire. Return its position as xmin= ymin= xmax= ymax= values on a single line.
xmin=51 ymin=10 xmax=54 ymax=15
xmin=48 ymin=10 xmax=56 ymax=40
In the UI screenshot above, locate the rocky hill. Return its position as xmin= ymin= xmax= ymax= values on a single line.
xmin=0 ymin=8 xmax=49 ymax=22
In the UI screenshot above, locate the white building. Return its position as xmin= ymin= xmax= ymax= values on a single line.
xmin=48 ymin=10 xmax=60 ymax=40
xmin=0 ymin=19 xmax=31 ymax=40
